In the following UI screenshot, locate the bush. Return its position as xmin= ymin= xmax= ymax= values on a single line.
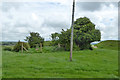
xmin=53 ymin=46 xmax=65 ymax=52
xmin=44 ymin=41 xmax=52 ymax=46
xmin=3 ymin=46 xmax=12 ymax=51
xmin=13 ymin=41 xmax=30 ymax=52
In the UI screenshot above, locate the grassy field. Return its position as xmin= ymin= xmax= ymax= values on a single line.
xmin=2 ymin=46 xmax=118 ymax=78
xmin=95 ymin=40 xmax=119 ymax=50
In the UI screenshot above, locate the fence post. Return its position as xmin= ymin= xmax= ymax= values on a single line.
xmin=21 ymin=42 xmax=23 ymax=53
xmin=40 ymin=43 xmax=42 ymax=52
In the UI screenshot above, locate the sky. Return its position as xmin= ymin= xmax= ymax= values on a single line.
xmin=1 ymin=0 xmax=119 ymax=41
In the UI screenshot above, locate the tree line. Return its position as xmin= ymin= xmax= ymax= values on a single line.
xmin=51 ymin=17 xmax=101 ymax=50
xmin=12 ymin=17 xmax=101 ymax=52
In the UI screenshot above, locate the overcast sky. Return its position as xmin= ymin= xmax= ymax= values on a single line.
xmin=1 ymin=0 xmax=118 ymax=41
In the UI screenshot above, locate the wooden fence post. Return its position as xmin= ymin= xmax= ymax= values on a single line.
xmin=21 ymin=43 xmax=23 ymax=53
xmin=58 ymin=43 xmax=60 ymax=48
xmin=40 ymin=43 xmax=42 ymax=52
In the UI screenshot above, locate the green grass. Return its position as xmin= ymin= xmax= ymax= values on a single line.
xmin=95 ymin=40 xmax=119 ymax=50
xmin=2 ymin=47 xmax=118 ymax=78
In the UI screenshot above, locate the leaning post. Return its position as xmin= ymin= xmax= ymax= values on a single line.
xmin=70 ymin=0 xmax=75 ymax=61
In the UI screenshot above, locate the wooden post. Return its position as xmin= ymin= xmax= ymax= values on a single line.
xmin=23 ymin=47 xmax=28 ymax=52
xmin=21 ymin=42 xmax=23 ymax=53
xmin=40 ymin=43 xmax=42 ymax=52
xmin=70 ymin=0 xmax=75 ymax=61
xmin=58 ymin=43 xmax=60 ymax=48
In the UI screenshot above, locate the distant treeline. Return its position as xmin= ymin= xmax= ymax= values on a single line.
xmin=0 ymin=42 xmax=17 ymax=45
xmin=0 ymin=41 xmax=52 ymax=46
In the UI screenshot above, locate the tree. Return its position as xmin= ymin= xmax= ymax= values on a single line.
xmin=52 ymin=17 xmax=101 ymax=51
xmin=74 ymin=17 xmax=101 ymax=50
xmin=59 ymin=29 xmax=71 ymax=51
xmin=51 ymin=32 xmax=59 ymax=46
xmin=25 ymin=32 xmax=44 ymax=48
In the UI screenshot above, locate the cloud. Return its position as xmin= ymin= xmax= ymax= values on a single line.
xmin=76 ymin=2 xmax=103 ymax=11
xmin=1 ymin=2 xmax=71 ymax=41
xmin=2 ymin=2 xmax=23 ymax=12
xmin=76 ymin=2 xmax=118 ymax=12
xmin=1 ymin=1 xmax=118 ymax=41
xmin=119 ymin=2 xmax=120 ymax=40
xmin=75 ymin=2 xmax=118 ymax=40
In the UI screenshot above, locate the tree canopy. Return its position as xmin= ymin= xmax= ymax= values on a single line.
xmin=25 ymin=32 xmax=44 ymax=48
xmin=51 ymin=32 xmax=59 ymax=46
xmin=51 ymin=17 xmax=101 ymax=50
xmin=74 ymin=17 xmax=101 ymax=50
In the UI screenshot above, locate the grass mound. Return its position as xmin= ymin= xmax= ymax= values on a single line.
xmin=95 ymin=40 xmax=119 ymax=50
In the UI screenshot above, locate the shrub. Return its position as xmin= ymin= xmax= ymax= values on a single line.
xmin=13 ymin=41 xmax=30 ymax=52
xmin=3 ymin=46 xmax=12 ymax=51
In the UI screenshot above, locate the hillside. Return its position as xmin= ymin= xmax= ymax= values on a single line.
xmin=95 ymin=40 xmax=119 ymax=50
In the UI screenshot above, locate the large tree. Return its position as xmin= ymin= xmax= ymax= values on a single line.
xmin=25 ymin=32 xmax=44 ymax=48
xmin=52 ymin=17 xmax=101 ymax=50
xmin=74 ymin=17 xmax=101 ymax=50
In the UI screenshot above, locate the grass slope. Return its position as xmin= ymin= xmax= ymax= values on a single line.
xmin=95 ymin=40 xmax=119 ymax=50
xmin=2 ymin=48 xmax=118 ymax=78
